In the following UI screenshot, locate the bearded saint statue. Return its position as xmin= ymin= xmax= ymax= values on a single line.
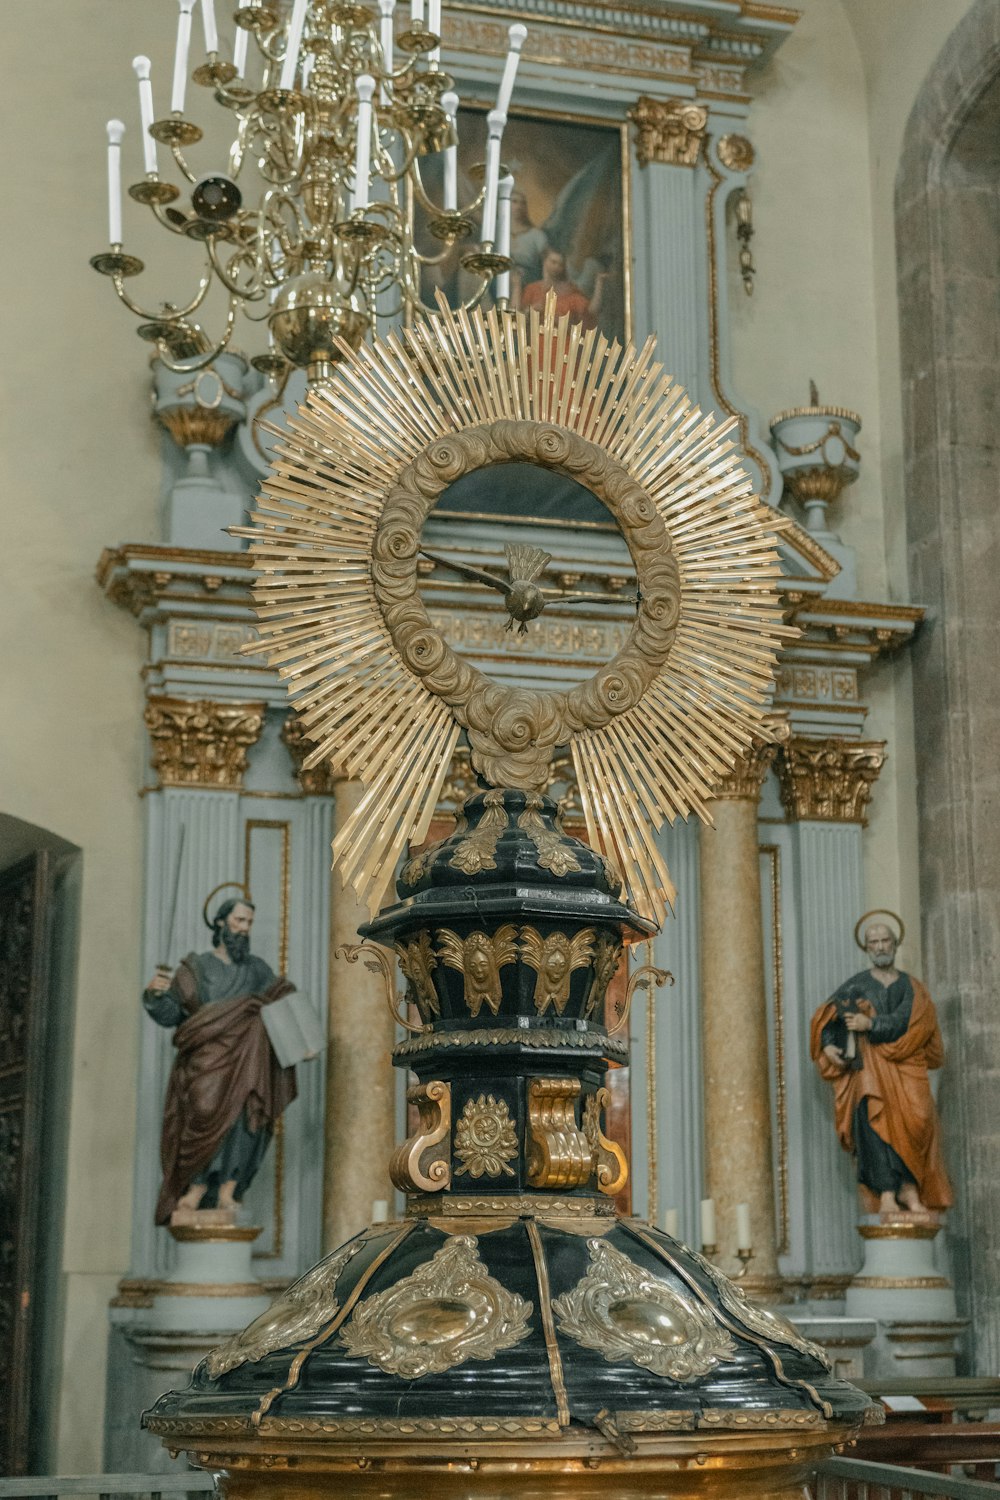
xmin=810 ymin=916 xmax=953 ymax=1215
xmin=143 ymin=895 xmax=297 ymax=1224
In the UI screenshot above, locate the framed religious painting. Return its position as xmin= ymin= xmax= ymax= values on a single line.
xmin=415 ymin=104 xmax=632 ymax=346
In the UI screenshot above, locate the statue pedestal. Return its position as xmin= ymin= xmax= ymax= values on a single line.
xmin=147 ymin=1214 xmax=272 ymax=1332
xmin=845 ymin=1214 xmax=964 ymax=1377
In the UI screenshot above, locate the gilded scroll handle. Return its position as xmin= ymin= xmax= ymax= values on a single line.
xmin=336 ymin=942 xmax=431 ymax=1035
xmin=608 ymin=963 xmax=673 ymax=1036
xmin=390 ymin=1080 xmax=451 ymax=1194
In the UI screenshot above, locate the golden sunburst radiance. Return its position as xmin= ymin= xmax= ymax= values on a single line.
xmin=242 ymin=293 xmax=788 ymax=923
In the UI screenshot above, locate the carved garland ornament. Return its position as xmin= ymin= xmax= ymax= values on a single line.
xmin=552 ymin=1239 xmax=736 ymax=1380
xmin=339 ymin=1235 xmax=532 ymax=1378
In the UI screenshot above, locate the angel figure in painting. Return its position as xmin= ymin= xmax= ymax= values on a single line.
xmin=810 ymin=914 xmax=953 ymax=1216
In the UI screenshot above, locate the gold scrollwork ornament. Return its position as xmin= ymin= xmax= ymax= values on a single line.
xmin=582 ymin=1088 xmax=628 ymax=1197
xmin=553 ymin=1239 xmax=737 ymax=1381
xmin=337 ymin=942 xmax=430 ymax=1034
xmin=517 ymin=792 xmax=582 ymax=877
xmin=526 ymin=1077 xmax=593 ymax=1189
xmin=390 ymin=1080 xmax=452 ymax=1194
xmin=339 ymin=1235 xmax=533 ymax=1378
xmin=584 ymin=932 xmax=623 ymax=1020
xmin=395 ymin=930 xmax=440 ymax=1019
xmin=436 ymin=925 xmax=518 ymax=1017
xmin=449 ymin=788 xmax=509 ymax=874
xmin=689 ymin=1250 xmax=832 ymax=1369
xmin=520 ymin=926 xmax=595 ymax=1017
xmin=453 ymin=1094 xmax=518 ymax=1179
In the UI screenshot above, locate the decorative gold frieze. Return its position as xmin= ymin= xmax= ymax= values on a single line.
xmin=437 ymin=926 xmax=518 ymax=1017
xmin=517 ymin=793 xmax=582 ymax=876
xmin=389 ymin=1080 xmax=451 ymax=1194
xmin=339 ymin=1235 xmax=532 ymax=1377
xmin=145 ymin=695 xmax=265 ymax=791
xmin=526 ymin=1077 xmax=592 ymax=1190
xmin=453 ymin=1095 xmax=518 ymax=1180
xmin=629 ymin=98 xmax=708 ymax=168
xmin=718 ymin=133 xmax=755 ymax=173
xmin=395 ymin=931 xmax=440 ymax=1020
xmin=777 ymin=736 xmax=886 ymax=824
xmin=583 ymin=1088 xmax=628 ymax=1197
xmin=521 ymin=927 xmax=595 ymax=1017
xmin=281 ymin=714 xmax=335 ymax=795
xmin=449 ymin=788 xmax=509 ymax=874
xmin=394 ymin=1027 xmax=629 ymax=1063
xmin=203 ymin=1241 xmax=362 ymax=1378
xmin=552 ymin=1239 xmax=736 ymax=1380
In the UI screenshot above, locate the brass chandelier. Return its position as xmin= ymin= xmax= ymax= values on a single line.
xmin=91 ymin=0 xmax=526 ymax=385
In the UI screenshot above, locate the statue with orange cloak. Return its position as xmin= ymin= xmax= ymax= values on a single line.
xmin=810 ymin=915 xmax=953 ymax=1216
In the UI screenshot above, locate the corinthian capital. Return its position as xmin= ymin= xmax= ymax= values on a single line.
xmin=712 ymin=716 xmax=789 ymax=802
xmin=777 ymin=736 xmax=886 ymax=823
xmin=282 ymin=713 xmax=336 ymax=796
xmin=145 ymin=695 xmax=265 ymax=791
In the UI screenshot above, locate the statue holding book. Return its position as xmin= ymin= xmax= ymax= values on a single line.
xmin=143 ymin=888 xmax=319 ymax=1225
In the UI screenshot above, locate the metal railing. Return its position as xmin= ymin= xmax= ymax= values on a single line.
xmin=816 ymin=1457 xmax=1000 ymax=1500
xmin=0 ymin=1476 xmax=216 ymax=1500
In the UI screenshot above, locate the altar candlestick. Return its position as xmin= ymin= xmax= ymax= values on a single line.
xmin=233 ymin=0 xmax=250 ymax=76
xmin=201 ymin=0 xmax=219 ymax=56
xmin=441 ymin=91 xmax=458 ymax=211
xmin=495 ymin=23 xmax=527 ymax=119
xmin=379 ymin=0 xmax=395 ymax=100
xmin=427 ymin=0 xmax=441 ymax=59
xmin=735 ymin=1201 xmax=752 ymax=1251
xmin=132 ymin=57 xmax=158 ymax=176
xmin=170 ymin=0 xmax=196 ymax=114
xmin=495 ymin=173 xmax=514 ymax=300
xmin=410 ymin=0 xmax=424 ymax=27
xmin=700 ymin=1196 xmax=717 ymax=1249
xmin=663 ymin=1207 xmax=679 ymax=1238
xmin=480 ymin=109 xmax=505 ymax=245
xmin=279 ymin=0 xmax=309 ymax=91
xmin=352 ymin=75 xmax=376 ymax=212
xmin=106 ymin=119 xmax=126 ymax=245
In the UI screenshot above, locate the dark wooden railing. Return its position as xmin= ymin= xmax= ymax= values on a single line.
xmin=816 ymin=1457 xmax=1000 ymax=1499
xmin=0 ymin=1475 xmax=216 ymax=1500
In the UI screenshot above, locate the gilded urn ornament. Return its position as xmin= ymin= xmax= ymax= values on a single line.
xmin=144 ymin=302 xmax=878 ymax=1499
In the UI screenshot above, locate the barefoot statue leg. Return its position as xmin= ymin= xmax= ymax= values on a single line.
xmin=898 ymin=1182 xmax=926 ymax=1214
xmin=176 ymin=1182 xmax=208 ymax=1212
xmin=217 ymin=1178 xmax=239 ymax=1211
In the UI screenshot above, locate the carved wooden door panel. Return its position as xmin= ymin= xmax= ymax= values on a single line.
xmin=0 ymin=852 xmax=52 ymax=1474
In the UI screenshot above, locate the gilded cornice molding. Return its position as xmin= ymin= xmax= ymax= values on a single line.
xmin=145 ymin=695 xmax=265 ymax=791
xmin=281 ymin=714 xmax=336 ymax=796
xmin=629 ymin=97 xmax=709 ymax=168
xmin=776 ymin=736 xmax=886 ymax=824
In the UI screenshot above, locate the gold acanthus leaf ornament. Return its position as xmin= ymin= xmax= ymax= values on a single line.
xmin=339 ymin=1235 xmax=533 ymax=1378
xmin=395 ymin=930 xmax=440 ymax=1019
xmin=436 ymin=925 xmax=519 ymax=1017
xmin=453 ymin=1094 xmax=519 ymax=1179
xmin=241 ymin=294 xmax=789 ymax=922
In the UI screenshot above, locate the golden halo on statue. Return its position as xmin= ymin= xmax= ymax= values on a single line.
xmin=854 ymin=908 xmax=905 ymax=951
xmin=202 ymin=881 xmax=253 ymax=930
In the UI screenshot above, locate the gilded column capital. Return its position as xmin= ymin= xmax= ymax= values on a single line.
xmin=145 ymin=695 xmax=265 ymax=791
xmin=281 ymin=714 xmax=335 ymax=795
xmin=712 ymin=718 xmax=789 ymax=802
xmin=777 ymin=736 xmax=886 ymax=824
xmin=628 ymin=97 xmax=708 ymax=168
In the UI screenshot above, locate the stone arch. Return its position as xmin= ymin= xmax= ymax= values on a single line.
xmin=896 ymin=1 xmax=1000 ymax=1372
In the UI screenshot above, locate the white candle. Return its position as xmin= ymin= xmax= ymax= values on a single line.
xmin=427 ymin=0 xmax=441 ymax=59
xmin=233 ymin=0 xmax=250 ymax=76
xmin=352 ymin=74 xmax=376 ymax=212
xmin=663 ymin=1207 xmax=679 ymax=1238
xmin=441 ymin=90 xmax=458 ymax=211
xmin=735 ymin=1202 xmax=752 ymax=1251
xmin=700 ymin=1196 xmax=717 ymax=1248
xmin=495 ymin=22 xmax=527 ymax=118
xmin=480 ymin=108 xmax=505 ymax=245
xmin=371 ymin=1198 xmax=389 ymax=1223
xmin=132 ymin=56 xmax=158 ymax=176
xmin=201 ymin=0 xmax=219 ymax=56
xmin=279 ymin=0 xmax=309 ymax=91
xmin=495 ymin=172 xmax=514 ymax=300
xmin=171 ymin=0 xmax=196 ymax=115
xmin=106 ymin=119 xmax=126 ymax=244
xmin=410 ymin=0 xmax=424 ymax=28
xmin=379 ymin=0 xmax=394 ymax=101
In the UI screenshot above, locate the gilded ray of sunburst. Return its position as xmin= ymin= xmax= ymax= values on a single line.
xmin=242 ymin=293 xmax=789 ymax=923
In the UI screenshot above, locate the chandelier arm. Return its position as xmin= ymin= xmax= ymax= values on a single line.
xmin=110 ymin=265 xmax=214 ymax=322
xmin=150 ymin=201 xmax=196 ymax=236
xmin=153 ymin=299 xmax=238 ymax=374
xmin=207 ymin=240 xmax=268 ymax=300
xmin=251 ymin=363 xmax=295 ymax=462
xmin=377 ymin=135 xmax=423 ymax=186
xmin=409 ymin=157 xmax=449 ymax=219
xmin=169 ymin=140 xmax=202 ymax=187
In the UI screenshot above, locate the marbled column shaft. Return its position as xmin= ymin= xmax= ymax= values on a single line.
xmin=700 ymin=746 xmax=781 ymax=1297
xmin=323 ymin=778 xmax=396 ymax=1251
